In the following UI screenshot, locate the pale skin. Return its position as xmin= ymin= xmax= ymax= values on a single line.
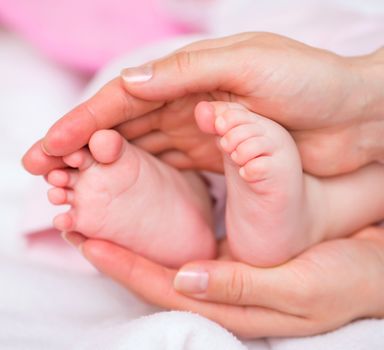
xmin=195 ymin=101 xmax=384 ymax=266
xmin=47 ymin=100 xmax=384 ymax=267
xmin=63 ymin=226 xmax=384 ymax=338
xmin=23 ymin=33 xmax=384 ymax=177
xmin=46 ymin=129 xmax=216 ymax=268
xmin=23 ymin=32 xmax=384 ymax=336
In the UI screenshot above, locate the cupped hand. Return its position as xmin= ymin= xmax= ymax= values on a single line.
xmin=65 ymin=226 xmax=384 ymax=338
xmin=23 ymin=32 xmax=384 ymax=177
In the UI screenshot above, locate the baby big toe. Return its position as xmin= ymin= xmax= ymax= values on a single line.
xmin=89 ymin=129 xmax=124 ymax=164
xmin=195 ymin=101 xmax=217 ymax=134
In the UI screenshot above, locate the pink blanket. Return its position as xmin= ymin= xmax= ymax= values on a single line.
xmin=0 ymin=0 xmax=191 ymax=73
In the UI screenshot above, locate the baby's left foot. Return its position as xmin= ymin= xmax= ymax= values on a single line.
xmin=196 ymin=102 xmax=320 ymax=266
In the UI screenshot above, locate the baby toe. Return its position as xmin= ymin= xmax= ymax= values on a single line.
xmin=48 ymin=188 xmax=74 ymax=205
xmin=220 ymin=123 xmax=264 ymax=153
xmin=231 ymin=136 xmax=273 ymax=166
xmin=89 ymin=129 xmax=124 ymax=164
xmin=63 ymin=148 xmax=94 ymax=170
xmin=47 ymin=169 xmax=78 ymax=188
xmin=215 ymin=108 xmax=257 ymax=135
xmin=53 ymin=212 xmax=75 ymax=231
xmin=195 ymin=101 xmax=217 ymax=134
xmin=240 ymin=157 xmax=272 ymax=182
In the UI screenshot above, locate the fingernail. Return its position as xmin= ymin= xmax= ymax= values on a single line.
xmin=121 ymin=65 xmax=153 ymax=83
xmin=41 ymin=141 xmax=52 ymax=156
xmin=62 ymin=232 xmax=86 ymax=252
xmin=174 ymin=267 xmax=209 ymax=294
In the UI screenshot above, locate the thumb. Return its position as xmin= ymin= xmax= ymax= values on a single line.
xmin=120 ymin=45 xmax=250 ymax=100
xmin=173 ymin=260 xmax=302 ymax=314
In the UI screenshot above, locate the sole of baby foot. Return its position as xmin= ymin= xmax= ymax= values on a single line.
xmin=197 ymin=101 xmax=320 ymax=267
xmin=47 ymin=129 xmax=216 ymax=267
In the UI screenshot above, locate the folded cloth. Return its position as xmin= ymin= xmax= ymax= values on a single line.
xmin=75 ymin=311 xmax=251 ymax=350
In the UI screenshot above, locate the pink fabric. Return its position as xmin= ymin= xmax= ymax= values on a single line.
xmin=0 ymin=0 xmax=191 ymax=73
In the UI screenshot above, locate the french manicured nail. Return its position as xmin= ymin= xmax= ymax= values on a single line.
xmin=121 ymin=65 xmax=153 ymax=83
xmin=174 ymin=268 xmax=209 ymax=294
xmin=61 ymin=232 xmax=86 ymax=251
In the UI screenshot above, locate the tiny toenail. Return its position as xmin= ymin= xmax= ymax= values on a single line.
xmin=239 ymin=167 xmax=246 ymax=178
xmin=220 ymin=137 xmax=228 ymax=149
xmin=215 ymin=116 xmax=226 ymax=131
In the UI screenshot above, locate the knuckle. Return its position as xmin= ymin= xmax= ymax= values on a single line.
xmin=172 ymin=50 xmax=194 ymax=75
xmin=225 ymin=268 xmax=250 ymax=303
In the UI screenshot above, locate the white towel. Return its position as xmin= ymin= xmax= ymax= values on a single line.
xmin=75 ymin=311 xmax=249 ymax=350
xmin=268 ymin=319 xmax=384 ymax=350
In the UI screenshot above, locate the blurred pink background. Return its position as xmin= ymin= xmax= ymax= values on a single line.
xmin=0 ymin=0 xmax=198 ymax=73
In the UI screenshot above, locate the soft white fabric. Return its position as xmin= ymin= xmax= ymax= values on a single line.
xmin=0 ymin=255 xmax=159 ymax=350
xmin=268 ymin=319 xmax=384 ymax=350
xmin=1 ymin=0 xmax=384 ymax=348
xmin=75 ymin=311 xmax=249 ymax=350
xmin=0 ymin=29 xmax=86 ymax=254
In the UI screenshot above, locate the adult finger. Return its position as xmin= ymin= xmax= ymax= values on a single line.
xmin=120 ymin=32 xmax=264 ymax=101
xmin=174 ymin=32 xmax=256 ymax=52
xmin=157 ymin=150 xmax=195 ymax=170
xmin=42 ymin=77 xmax=162 ymax=156
xmin=115 ymin=111 xmax=161 ymax=140
xmin=131 ymin=132 xmax=171 ymax=154
xmin=173 ymin=260 xmax=307 ymax=316
xmin=22 ymin=139 xmax=67 ymax=175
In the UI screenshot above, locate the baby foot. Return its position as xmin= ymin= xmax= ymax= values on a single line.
xmin=46 ymin=129 xmax=216 ymax=267
xmin=196 ymin=102 xmax=317 ymax=266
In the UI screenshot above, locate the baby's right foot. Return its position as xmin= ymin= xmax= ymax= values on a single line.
xmin=46 ymin=130 xmax=216 ymax=267
xmin=196 ymin=102 xmax=321 ymax=266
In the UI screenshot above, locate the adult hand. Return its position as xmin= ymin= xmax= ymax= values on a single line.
xmin=64 ymin=226 xmax=384 ymax=338
xmin=23 ymin=32 xmax=384 ymax=176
